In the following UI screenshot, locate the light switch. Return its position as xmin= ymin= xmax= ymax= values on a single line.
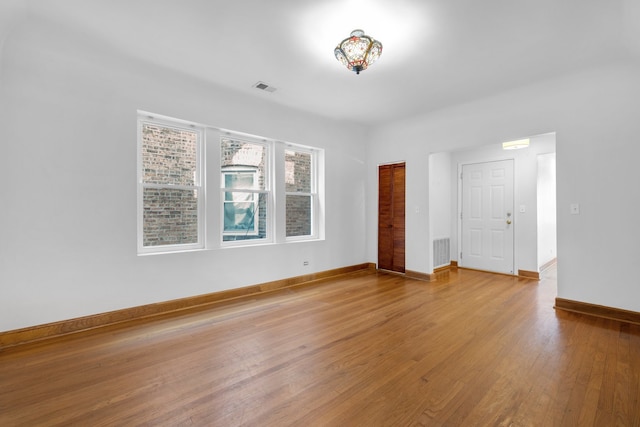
xmin=570 ymin=203 xmax=580 ymax=215
xmin=519 ymin=205 xmax=526 ymax=213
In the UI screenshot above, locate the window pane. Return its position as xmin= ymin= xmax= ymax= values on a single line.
xmin=142 ymin=124 xmax=197 ymax=186
xmin=224 ymin=191 xmax=256 ymax=233
xmin=221 ymin=139 xmax=266 ymax=190
xmin=223 ymin=192 xmax=268 ymax=242
xmin=285 ymin=150 xmax=311 ymax=193
xmin=224 ymin=170 xmax=256 ymax=190
xmin=143 ymin=188 xmax=198 ymax=246
xmin=286 ymin=195 xmax=312 ymax=237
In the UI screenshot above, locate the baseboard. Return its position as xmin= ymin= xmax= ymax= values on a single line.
xmin=0 ymin=263 xmax=376 ymax=349
xmin=540 ymin=257 xmax=557 ymax=271
xmin=555 ymin=297 xmax=640 ymax=326
xmin=447 ymin=262 xmax=539 ymax=280
xmin=406 ymin=261 xmax=459 ymax=280
xmin=405 ymin=270 xmax=437 ymax=282
xmin=518 ymin=269 xmax=540 ymax=280
xmin=433 ymin=261 xmax=457 ymax=273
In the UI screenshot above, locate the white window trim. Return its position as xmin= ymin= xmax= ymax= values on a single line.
xmin=137 ymin=112 xmax=205 ymax=254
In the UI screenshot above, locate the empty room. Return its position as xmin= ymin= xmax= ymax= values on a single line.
xmin=1 ymin=0 xmax=639 ymax=425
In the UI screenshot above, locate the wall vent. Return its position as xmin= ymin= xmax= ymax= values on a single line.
xmin=433 ymin=238 xmax=451 ymax=268
xmin=253 ymin=81 xmax=277 ymax=93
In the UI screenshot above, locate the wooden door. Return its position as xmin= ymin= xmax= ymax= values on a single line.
xmin=460 ymin=159 xmax=514 ymax=274
xmin=378 ymin=163 xmax=405 ymax=272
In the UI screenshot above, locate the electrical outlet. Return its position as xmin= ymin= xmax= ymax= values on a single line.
xmin=303 ymin=261 xmax=309 ymax=266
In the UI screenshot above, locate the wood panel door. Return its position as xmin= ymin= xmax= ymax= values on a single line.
xmin=378 ymin=163 xmax=405 ymax=272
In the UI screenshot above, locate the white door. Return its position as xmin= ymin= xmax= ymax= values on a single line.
xmin=461 ymin=160 xmax=514 ymax=274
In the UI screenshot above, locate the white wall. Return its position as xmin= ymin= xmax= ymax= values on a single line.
xmin=427 ymin=151 xmax=451 ymax=271
xmin=0 ymin=14 xmax=368 ymax=331
xmin=537 ymin=152 xmax=557 ymax=268
xmin=367 ymin=61 xmax=640 ymax=312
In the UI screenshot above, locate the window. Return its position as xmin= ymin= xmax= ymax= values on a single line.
xmin=137 ymin=112 xmax=323 ymax=253
xmin=137 ymin=116 xmax=203 ymax=253
xmin=285 ymin=147 xmax=317 ymax=239
xmin=220 ymin=138 xmax=270 ymax=243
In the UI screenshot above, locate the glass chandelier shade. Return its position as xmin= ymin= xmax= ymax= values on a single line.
xmin=334 ymin=29 xmax=383 ymax=74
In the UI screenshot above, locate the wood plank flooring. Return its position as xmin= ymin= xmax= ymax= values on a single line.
xmin=1 ymin=265 xmax=639 ymax=426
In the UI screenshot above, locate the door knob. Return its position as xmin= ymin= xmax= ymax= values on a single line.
xmin=506 ymin=219 xmax=512 ymax=225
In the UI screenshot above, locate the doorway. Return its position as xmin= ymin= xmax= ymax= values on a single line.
xmin=460 ymin=159 xmax=515 ymax=274
xmin=433 ymin=132 xmax=557 ymax=277
xmin=378 ymin=163 xmax=405 ymax=272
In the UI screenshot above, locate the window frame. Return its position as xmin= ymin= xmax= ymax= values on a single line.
xmin=219 ymin=135 xmax=273 ymax=246
xmin=137 ymin=113 xmax=205 ymax=254
xmin=221 ymin=166 xmax=260 ymax=237
xmin=137 ymin=113 xmax=324 ymax=255
xmin=285 ymin=145 xmax=319 ymax=241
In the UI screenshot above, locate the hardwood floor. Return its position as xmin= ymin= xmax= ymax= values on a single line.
xmin=1 ymin=265 xmax=639 ymax=426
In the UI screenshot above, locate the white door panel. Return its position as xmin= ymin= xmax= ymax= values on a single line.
xmin=461 ymin=160 xmax=514 ymax=274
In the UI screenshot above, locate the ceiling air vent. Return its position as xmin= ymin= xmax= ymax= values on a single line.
xmin=253 ymin=81 xmax=277 ymax=93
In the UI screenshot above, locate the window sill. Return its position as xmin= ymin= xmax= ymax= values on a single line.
xmin=138 ymin=237 xmax=325 ymax=255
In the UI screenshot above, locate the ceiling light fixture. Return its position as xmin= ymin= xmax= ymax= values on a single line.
xmin=334 ymin=29 xmax=382 ymax=75
xmin=502 ymin=138 xmax=530 ymax=150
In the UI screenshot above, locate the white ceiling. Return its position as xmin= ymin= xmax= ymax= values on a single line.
xmin=4 ymin=0 xmax=640 ymax=125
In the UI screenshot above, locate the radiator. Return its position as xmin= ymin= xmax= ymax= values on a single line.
xmin=433 ymin=238 xmax=451 ymax=268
